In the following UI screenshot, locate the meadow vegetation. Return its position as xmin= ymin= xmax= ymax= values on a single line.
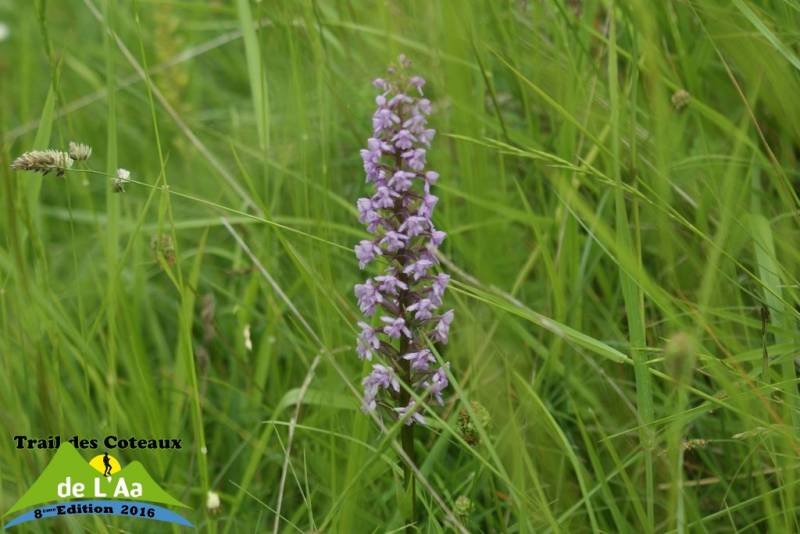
xmin=1 ymin=0 xmax=799 ymax=531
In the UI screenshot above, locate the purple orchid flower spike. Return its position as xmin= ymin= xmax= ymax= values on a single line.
xmin=352 ymin=56 xmax=454 ymax=427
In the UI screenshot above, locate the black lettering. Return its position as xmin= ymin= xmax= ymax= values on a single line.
xmin=13 ymin=435 xmax=25 ymax=448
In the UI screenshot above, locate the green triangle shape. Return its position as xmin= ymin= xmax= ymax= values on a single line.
xmin=4 ymin=443 xmax=188 ymax=516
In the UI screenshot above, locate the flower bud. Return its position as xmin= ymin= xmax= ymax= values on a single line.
xmin=458 ymin=401 xmax=490 ymax=445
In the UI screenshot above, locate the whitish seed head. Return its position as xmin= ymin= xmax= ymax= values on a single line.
xmin=112 ymin=168 xmax=131 ymax=193
xmin=68 ymin=141 xmax=92 ymax=161
xmin=206 ymin=491 xmax=220 ymax=511
xmin=10 ymin=150 xmax=73 ymax=176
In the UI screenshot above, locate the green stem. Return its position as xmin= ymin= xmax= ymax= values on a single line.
xmin=398 ymin=336 xmax=416 ymax=528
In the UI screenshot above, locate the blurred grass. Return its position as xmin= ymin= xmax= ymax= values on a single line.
xmin=1 ymin=0 xmax=800 ymax=531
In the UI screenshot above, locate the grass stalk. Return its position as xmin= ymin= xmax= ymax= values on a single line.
xmin=607 ymin=9 xmax=655 ymax=530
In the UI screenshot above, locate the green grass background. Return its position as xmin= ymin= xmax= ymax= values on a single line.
xmin=1 ymin=0 xmax=800 ymax=532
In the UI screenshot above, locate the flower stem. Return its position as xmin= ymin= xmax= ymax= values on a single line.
xmin=399 ymin=336 xmax=417 ymax=527
xmin=394 ymin=166 xmax=417 ymax=526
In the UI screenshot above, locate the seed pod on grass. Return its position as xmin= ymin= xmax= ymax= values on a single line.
xmin=453 ymin=495 xmax=474 ymax=517
xmin=671 ymin=89 xmax=691 ymax=111
xmin=458 ymin=400 xmax=491 ymax=445
xmin=11 ymin=149 xmax=73 ymax=176
xmin=151 ymin=234 xmax=176 ymax=267
xmin=68 ymin=141 xmax=92 ymax=161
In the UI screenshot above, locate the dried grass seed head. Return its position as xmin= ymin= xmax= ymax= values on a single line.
xmin=10 ymin=149 xmax=73 ymax=176
xmin=68 ymin=141 xmax=92 ymax=161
